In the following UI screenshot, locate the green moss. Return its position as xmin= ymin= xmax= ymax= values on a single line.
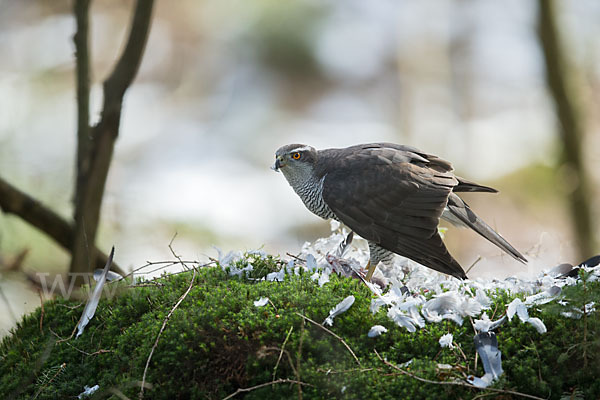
xmin=0 ymin=255 xmax=598 ymax=399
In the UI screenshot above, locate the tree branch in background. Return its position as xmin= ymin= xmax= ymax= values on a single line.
xmin=0 ymin=177 xmax=124 ymax=275
xmin=70 ymin=0 xmax=154 ymax=278
xmin=537 ymin=0 xmax=596 ymax=259
xmin=73 ymin=0 xmax=91 ymax=208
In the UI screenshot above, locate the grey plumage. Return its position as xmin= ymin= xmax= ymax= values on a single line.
xmin=273 ymin=142 xmax=526 ymax=279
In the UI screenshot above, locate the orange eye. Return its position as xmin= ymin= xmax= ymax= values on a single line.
xmin=292 ymin=152 xmax=301 ymax=160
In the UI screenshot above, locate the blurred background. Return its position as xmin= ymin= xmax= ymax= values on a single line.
xmin=0 ymin=0 xmax=599 ymax=336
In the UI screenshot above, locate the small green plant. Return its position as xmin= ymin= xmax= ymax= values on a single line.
xmin=543 ymin=269 xmax=600 ymax=377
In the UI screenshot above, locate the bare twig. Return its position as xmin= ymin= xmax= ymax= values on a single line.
xmin=168 ymin=233 xmax=190 ymax=270
xmin=260 ymin=346 xmax=299 ymax=378
xmin=465 ymin=256 xmax=483 ymax=275
xmin=316 ymin=367 xmax=380 ymax=374
xmin=296 ymin=312 xmax=361 ymax=366
xmin=57 ymin=336 xmax=113 ymax=357
xmin=297 ymin=318 xmax=305 ymax=400
xmin=374 ymin=349 xmax=545 ymax=400
xmin=0 ymin=177 xmax=123 ymax=274
xmin=122 ymin=260 xmax=212 ymax=280
xmin=55 ymin=302 xmax=84 ymax=310
xmin=139 ymin=267 xmax=196 ymax=399
xmin=286 ymin=253 xmax=306 ymax=263
xmin=221 ymin=378 xmax=313 ymax=400
xmin=273 ymin=326 xmax=294 ymax=384
xmin=38 ymin=290 xmax=45 ymax=334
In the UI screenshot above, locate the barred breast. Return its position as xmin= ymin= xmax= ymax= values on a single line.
xmin=293 ymin=175 xmax=337 ymax=220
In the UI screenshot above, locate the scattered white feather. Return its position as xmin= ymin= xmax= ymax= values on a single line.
xmin=295 ymin=230 xmax=593 ymax=339
xmin=467 ymin=373 xmax=495 ymax=388
xmin=585 ymin=302 xmax=596 ymax=313
xmin=525 ymin=286 xmax=561 ymax=305
xmin=368 ymin=325 xmax=388 ymax=338
xmin=388 ymin=306 xmax=420 ymax=332
xmin=526 ymin=317 xmax=547 ymax=334
xmin=475 ymin=289 xmax=492 ymax=308
xmin=229 ymin=263 xmax=253 ymax=277
xmin=253 ymin=297 xmax=269 ymax=307
xmin=93 ymin=269 xmax=122 ymax=282
xmin=306 ymin=254 xmax=318 ymax=271
xmin=76 ymin=247 xmax=114 ymax=338
xmin=214 ymin=247 xmax=241 ymax=268
xmin=399 ymin=359 xmax=413 ymax=368
xmin=439 ymin=333 xmax=454 ymax=349
xmin=421 ymin=292 xmax=464 ymax=325
xmin=78 ymin=385 xmax=100 ymax=399
xmin=506 ymin=298 xmax=547 ymax=333
xmin=506 ymin=298 xmax=523 ymax=321
xmin=323 ymin=295 xmax=355 ymax=326
xmin=266 ymin=268 xmax=286 ymax=282
xmin=474 ymin=313 xmax=507 ymax=333
xmin=318 ymin=269 xmax=331 ymax=287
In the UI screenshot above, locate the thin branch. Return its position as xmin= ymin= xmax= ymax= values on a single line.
xmin=374 ymin=349 xmax=545 ymax=400
xmin=466 ymin=256 xmax=482 ymax=275
xmin=286 ymin=253 xmax=306 ymax=263
xmin=139 ymin=267 xmax=196 ymax=399
xmin=57 ymin=335 xmax=113 ymax=357
xmin=71 ymin=0 xmax=155 ymax=277
xmin=273 ymin=326 xmax=294 ymax=383
xmin=221 ymin=379 xmax=313 ymax=400
xmin=168 ymin=232 xmax=190 ymax=270
xmin=103 ymin=0 xmax=154 ymax=107
xmin=297 ymin=318 xmax=305 ymax=400
xmin=260 ymin=346 xmax=298 ymax=378
xmin=38 ymin=290 xmax=45 ymax=334
xmin=316 ymin=367 xmax=380 ymax=375
xmin=0 ymin=177 xmax=123 ymax=274
xmin=73 ymin=0 xmax=91 ymax=207
xmin=296 ymin=312 xmax=361 ymax=366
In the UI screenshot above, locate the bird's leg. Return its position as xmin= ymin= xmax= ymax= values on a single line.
xmin=365 ymin=261 xmax=377 ymax=282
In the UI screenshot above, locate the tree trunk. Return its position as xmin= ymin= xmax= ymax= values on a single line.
xmin=537 ymin=0 xmax=596 ymax=260
xmin=70 ymin=0 xmax=155 ymax=281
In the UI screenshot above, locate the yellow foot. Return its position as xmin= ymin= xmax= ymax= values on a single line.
xmin=365 ymin=261 xmax=377 ymax=282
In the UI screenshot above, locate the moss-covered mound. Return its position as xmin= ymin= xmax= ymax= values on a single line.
xmin=0 ymin=254 xmax=598 ymax=399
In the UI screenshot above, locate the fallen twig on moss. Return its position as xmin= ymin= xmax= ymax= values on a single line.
xmin=221 ymin=378 xmax=313 ymax=400
xmin=37 ymin=289 xmax=45 ymax=334
xmin=316 ymin=367 xmax=380 ymax=374
xmin=259 ymin=346 xmax=298 ymax=378
xmin=273 ymin=326 xmax=294 ymax=384
xmin=296 ymin=312 xmax=361 ymax=366
xmin=374 ymin=349 xmax=544 ymax=400
xmin=139 ymin=267 xmax=197 ymax=399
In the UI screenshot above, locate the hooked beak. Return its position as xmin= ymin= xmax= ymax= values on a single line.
xmin=271 ymin=157 xmax=283 ymax=172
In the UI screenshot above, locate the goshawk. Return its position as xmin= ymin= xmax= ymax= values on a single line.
xmin=272 ymin=142 xmax=526 ymax=280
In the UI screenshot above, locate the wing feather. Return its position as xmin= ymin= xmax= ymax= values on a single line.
xmin=320 ymin=144 xmax=467 ymax=278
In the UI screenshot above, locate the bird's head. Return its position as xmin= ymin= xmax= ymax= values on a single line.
xmin=272 ymin=144 xmax=318 ymax=182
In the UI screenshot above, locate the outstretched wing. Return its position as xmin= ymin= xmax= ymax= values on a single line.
xmin=320 ymin=143 xmax=467 ymax=278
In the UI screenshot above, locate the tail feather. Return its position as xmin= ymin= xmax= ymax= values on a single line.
xmin=445 ymin=193 xmax=527 ymax=264
xmin=454 ymin=177 xmax=498 ymax=193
